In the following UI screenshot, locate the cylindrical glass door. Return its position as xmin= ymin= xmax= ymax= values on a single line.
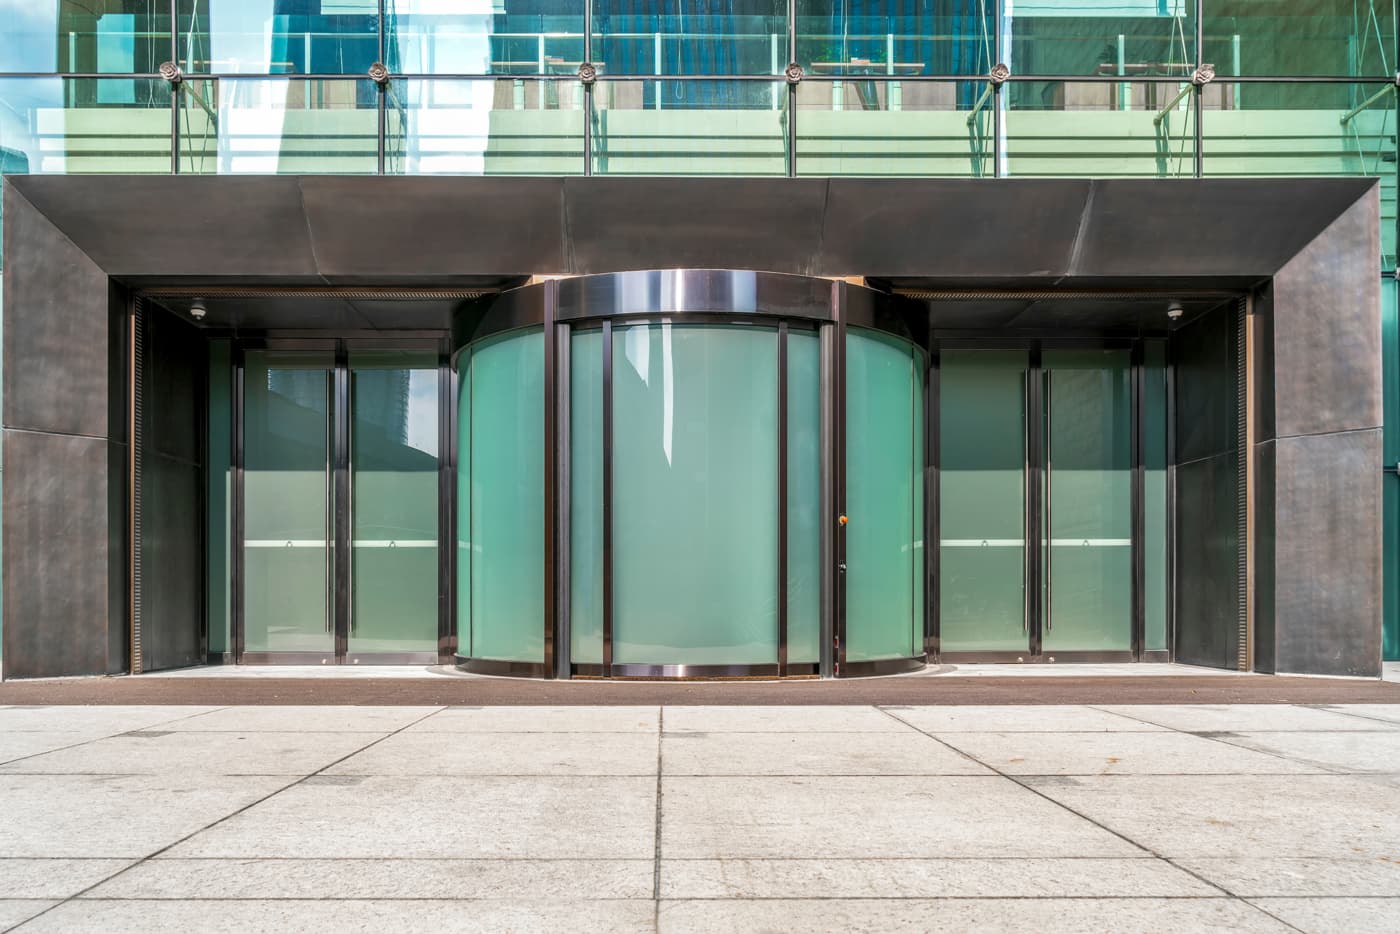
xmin=939 ymin=349 xmax=1029 ymax=653
xmin=611 ymin=323 xmax=781 ymax=668
xmin=1041 ymin=349 xmax=1133 ymax=653
xmin=347 ymin=350 xmax=441 ymax=658
xmin=242 ymin=350 xmax=335 ymax=656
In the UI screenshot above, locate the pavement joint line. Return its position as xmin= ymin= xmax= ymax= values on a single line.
xmin=1303 ymin=703 xmax=1400 ymax=728
xmin=1 ymin=706 xmax=447 ymax=933
xmin=653 ymin=706 xmax=665 ymax=927
xmin=1084 ymin=704 xmax=1354 ymax=776
xmin=1233 ymin=895 xmax=1312 ymax=933
xmin=0 ymin=705 xmax=235 ymax=769
xmin=873 ymin=705 xmax=1256 ymax=907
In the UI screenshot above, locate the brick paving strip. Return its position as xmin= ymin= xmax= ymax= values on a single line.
xmin=3 ymin=674 xmax=1400 ymax=706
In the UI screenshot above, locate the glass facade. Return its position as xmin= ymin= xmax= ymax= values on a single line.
xmin=1 ymin=4 xmax=1398 ymax=665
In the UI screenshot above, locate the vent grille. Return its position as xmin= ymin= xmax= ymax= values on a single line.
xmin=130 ymin=299 xmax=144 ymax=675
xmin=138 ymin=286 xmax=496 ymax=301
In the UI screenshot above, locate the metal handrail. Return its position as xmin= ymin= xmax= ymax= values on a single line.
xmin=1153 ymin=83 xmax=1193 ymax=127
xmin=966 ymin=82 xmax=993 ymax=128
xmin=1340 ymin=83 xmax=1395 ymax=127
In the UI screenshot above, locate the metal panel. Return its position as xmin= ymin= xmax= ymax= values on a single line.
xmin=1174 ymin=451 xmax=1240 ymax=670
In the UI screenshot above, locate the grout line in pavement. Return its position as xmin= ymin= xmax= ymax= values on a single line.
xmin=0 ymin=706 xmax=235 ymax=769
xmin=1302 ymin=704 xmax=1400 ymax=729
xmin=3 ymin=707 xmax=446 ymax=934
xmin=1085 ymin=705 xmax=1355 ymax=776
xmin=869 ymin=705 xmax=1302 ymax=922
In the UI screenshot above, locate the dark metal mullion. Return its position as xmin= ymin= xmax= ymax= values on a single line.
xmin=1130 ymin=342 xmax=1145 ymax=660
xmin=778 ymin=323 xmax=789 ymax=677
xmin=833 ymin=283 xmax=848 ymax=676
xmin=786 ymin=0 xmax=797 ymax=178
xmin=437 ymin=341 xmax=454 ymax=661
xmin=926 ymin=343 xmax=939 ymax=661
xmin=543 ymin=283 xmax=559 ymax=678
xmin=230 ymin=344 xmax=246 ymax=663
xmin=333 ymin=342 xmax=351 ymax=662
xmin=1165 ymin=343 xmax=1178 ymax=659
xmin=601 ymin=320 xmax=614 ymax=676
xmin=556 ymin=322 xmax=572 ymax=679
xmin=1193 ymin=0 xmax=1204 ymax=178
xmin=583 ymin=0 xmax=593 ymax=177
xmin=1027 ymin=343 xmax=1043 ymax=657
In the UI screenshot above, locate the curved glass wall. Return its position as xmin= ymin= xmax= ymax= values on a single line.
xmin=844 ymin=327 xmax=925 ymax=667
xmin=456 ymin=327 xmax=546 ymax=667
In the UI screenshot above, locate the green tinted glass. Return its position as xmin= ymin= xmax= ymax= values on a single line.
xmin=591 ymin=80 xmax=788 ymax=175
xmin=1006 ymin=1 xmax=1194 ymax=77
xmin=939 ymin=349 xmax=1028 ymax=653
xmin=385 ymin=79 xmax=585 ymax=176
xmin=788 ymin=329 xmax=822 ymax=665
xmin=570 ymin=329 xmax=605 ymax=667
xmin=348 ymin=351 xmax=440 ymax=657
xmin=466 ymin=329 xmax=545 ymax=663
xmin=1041 ymin=349 xmax=1133 ymax=653
xmin=846 ymin=328 xmax=921 ymax=662
xmin=611 ymin=323 xmax=780 ymax=666
xmin=178 ymin=1 xmax=378 ymax=75
xmin=1203 ymin=1 xmax=1394 ymax=77
xmin=242 ymin=350 xmax=335 ymax=656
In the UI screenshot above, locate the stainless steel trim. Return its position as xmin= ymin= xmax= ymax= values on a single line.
xmin=324 ymin=369 xmax=334 ymax=635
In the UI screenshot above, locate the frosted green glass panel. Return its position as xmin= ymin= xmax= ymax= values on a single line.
xmin=348 ymin=352 xmax=440 ymax=656
xmin=570 ymin=329 xmax=604 ymax=666
xmin=468 ymin=329 xmax=545 ymax=662
xmin=612 ymin=323 xmax=779 ymax=666
xmin=1144 ymin=341 xmax=1169 ymax=652
xmin=939 ymin=350 xmax=1028 ymax=652
xmin=846 ymin=328 xmax=920 ymax=662
xmin=788 ymin=329 xmax=822 ymax=664
xmin=242 ymin=351 xmax=335 ymax=655
xmin=1042 ymin=349 xmax=1132 ymax=653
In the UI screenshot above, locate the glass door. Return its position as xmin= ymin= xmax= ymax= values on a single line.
xmin=241 ymin=349 xmax=336 ymax=660
xmin=1041 ymin=350 xmax=1133 ymax=654
xmin=936 ymin=345 xmax=1136 ymax=660
xmin=238 ymin=344 xmax=443 ymax=664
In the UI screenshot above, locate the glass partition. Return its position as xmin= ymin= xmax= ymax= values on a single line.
xmin=845 ymin=327 xmax=924 ymax=665
xmin=1203 ymin=1 xmax=1395 ymax=77
xmin=385 ymin=79 xmax=585 ymax=175
xmin=386 ymin=1 xmax=587 ymax=76
xmin=795 ymin=0 xmax=994 ymax=77
xmin=591 ymin=79 xmax=788 ymax=175
xmin=178 ymin=0 xmax=379 ymax=75
xmin=593 ymin=2 xmax=786 ymax=76
xmin=1 ymin=2 xmax=169 ymax=74
xmin=457 ymin=328 xmax=546 ymax=665
xmin=787 ymin=329 xmax=822 ymax=665
xmin=1006 ymin=1 xmax=1194 ymax=77
xmin=0 ymin=77 xmax=173 ymax=176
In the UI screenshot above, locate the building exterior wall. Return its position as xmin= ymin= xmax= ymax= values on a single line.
xmin=1 ymin=2 xmax=1397 ymax=670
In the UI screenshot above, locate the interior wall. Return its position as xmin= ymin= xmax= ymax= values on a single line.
xmin=1172 ymin=305 xmax=1242 ymax=669
xmin=138 ymin=305 xmax=207 ymax=672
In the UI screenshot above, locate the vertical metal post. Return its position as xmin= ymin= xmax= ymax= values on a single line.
xmin=925 ymin=343 xmax=939 ymax=660
xmin=786 ymin=0 xmax=798 ymax=177
xmin=543 ymin=282 xmax=559 ymax=677
xmin=832 ymin=282 xmax=847 ymax=676
xmin=333 ymin=342 xmax=350 ymax=662
xmin=601 ymin=319 xmax=613 ymax=676
xmin=1165 ymin=338 xmax=1178 ymax=658
xmin=1194 ymin=0 xmax=1205 ymax=177
xmin=230 ymin=344 xmax=246 ymax=662
xmin=555 ymin=320 xmax=572 ymax=679
xmin=1027 ymin=343 xmax=1043 ymax=657
xmin=438 ymin=339 xmax=455 ymax=661
xmin=819 ymin=321 xmax=836 ymax=678
xmin=583 ymin=0 xmax=593 ymax=176
xmin=129 ymin=299 xmax=144 ymax=674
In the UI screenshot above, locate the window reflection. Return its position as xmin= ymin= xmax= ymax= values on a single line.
xmin=1 ymin=1 xmax=168 ymax=74
xmin=386 ymin=0 xmax=586 ymax=76
xmin=593 ymin=0 xmax=786 ymax=77
xmin=795 ymin=0 xmax=993 ymax=78
xmin=1006 ymin=0 xmax=1194 ymax=77
xmin=179 ymin=1 xmax=379 ymax=75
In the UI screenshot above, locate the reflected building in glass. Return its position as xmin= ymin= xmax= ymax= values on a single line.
xmin=0 ymin=2 xmax=1395 ymax=679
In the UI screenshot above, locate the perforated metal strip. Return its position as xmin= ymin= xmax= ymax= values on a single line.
xmin=1236 ymin=296 xmax=1250 ymax=671
xmin=130 ymin=298 xmax=144 ymax=675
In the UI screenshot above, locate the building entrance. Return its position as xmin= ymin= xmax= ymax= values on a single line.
xmin=236 ymin=343 xmax=445 ymax=664
xmin=937 ymin=344 xmax=1155 ymax=661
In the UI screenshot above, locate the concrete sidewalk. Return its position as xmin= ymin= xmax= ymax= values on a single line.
xmin=2 ymin=703 xmax=1400 ymax=932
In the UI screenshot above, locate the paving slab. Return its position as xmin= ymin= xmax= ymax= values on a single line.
xmin=934 ymin=730 xmax=1324 ymax=775
xmin=406 ymin=706 xmax=659 ymax=733
xmin=1101 ymin=704 xmax=1400 ymax=733
xmin=1248 ymin=897 xmax=1400 ymax=934
xmin=0 ymin=774 xmax=293 ymax=858
xmin=1022 ymin=774 xmax=1400 ymax=859
xmin=87 ymin=858 xmax=654 ymax=900
xmin=0 ymin=731 xmax=114 ymax=764
xmin=885 ymin=705 xmax=1164 ymax=733
xmin=1177 ymin=858 xmax=1400 ymax=897
xmin=0 ymin=859 xmax=133 ymax=899
xmin=165 ymin=775 xmax=657 ymax=859
xmin=658 ymin=857 xmax=1216 ymax=899
xmin=660 ymin=775 xmax=1144 ymax=859
xmin=0 ymin=706 xmax=221 ymax=733
xmin=657 ymin=898 xmax=1290 ymax=933
xmin=0 ymin=731 xmax=387 ymax=776
xmin=662 ymin=706 xmax=911 ymax=733
xmin=15 ymin=899 xmax=657 ymax=933
xmin=1220 ymin=731 xmax=1400 ymax=773
xmin=162 ymin=706 xmax=442 ymax=732
xmin=660 ymin=731 xmax=991 ymax=776
xmin=0 ymin=900 xmax=58 ymax=930
xmin=1315 ymin=704 xmax=1400 ymax=726
xmin=326 ymin=730 xmax=659 ymax=776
